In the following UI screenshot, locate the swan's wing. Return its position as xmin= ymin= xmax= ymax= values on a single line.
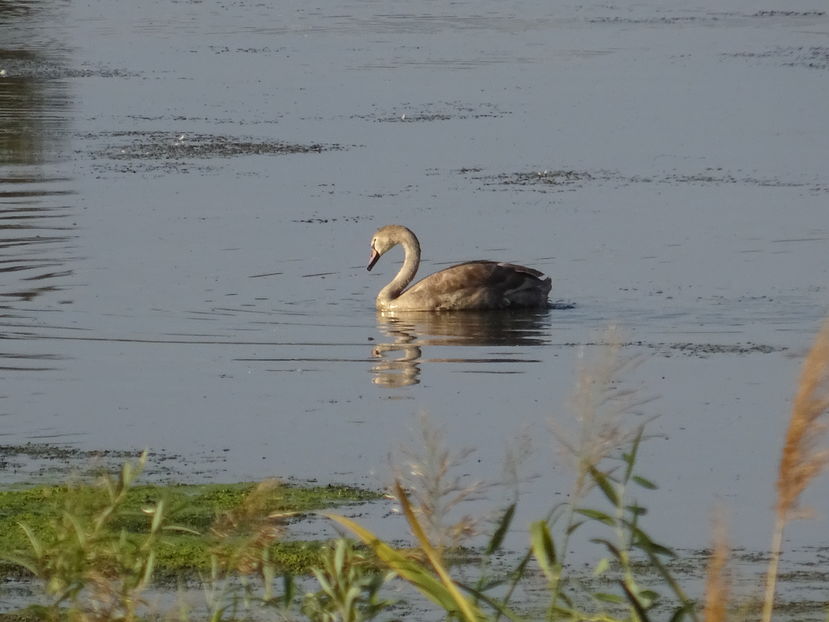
xmin=406 ymin=261 xmax=551 ymax=297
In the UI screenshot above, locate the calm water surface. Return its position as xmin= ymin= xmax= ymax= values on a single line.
xmin=2 ymin=0 xmax=829 ymax=581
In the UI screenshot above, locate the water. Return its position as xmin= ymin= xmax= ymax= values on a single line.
xmin=1 ymin=0 xmax=828 ymax=588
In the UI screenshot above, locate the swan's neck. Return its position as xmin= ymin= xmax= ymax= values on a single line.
xmin=377 ymin=231 xmax=420 ymax=307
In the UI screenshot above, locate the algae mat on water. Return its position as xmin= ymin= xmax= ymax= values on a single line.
xmin=0 ymin=479 xmax=382 ymax=579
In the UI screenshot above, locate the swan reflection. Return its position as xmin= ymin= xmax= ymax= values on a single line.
xmin=371 ymin=341 xmax=423 ymax=387
xmin=370 ymin=310 xmax=551 ymax=387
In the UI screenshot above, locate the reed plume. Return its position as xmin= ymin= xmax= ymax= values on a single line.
xmin=761 ymin=318 xmax=829 ymax=622
xmin=210 ymin=479 xmax=287 ymax=575
xmin=392 ymin=412 xmax=484 ymax=552
xmin=702 ymin=509 xmax=731 ymax=622
xmin=553 ymin=325 xmax=650 ymax=499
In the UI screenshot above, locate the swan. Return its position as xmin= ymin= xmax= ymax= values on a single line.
xmin=366 ymin=225 xmax=552 ymax=311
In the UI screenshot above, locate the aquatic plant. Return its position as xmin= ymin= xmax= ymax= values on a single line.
xmin=392 ymin=411 xmax=487 ymax=552
xmin=301 ymin=539 xmax=394 ymax=622
xmin=327 ymin=322 xmax=829 ymax=622
xmin=701 ymin=509 xmax=730 ymax=622
xmin=761 ymin=318 xmax=829 ymax=622
xmin=327 ymin=329 xmax=693 ymax=622
xmin=0 ymin=469 xmax=378 ymax=621
xmin=3 ymin=452 xmax=177 ymax=621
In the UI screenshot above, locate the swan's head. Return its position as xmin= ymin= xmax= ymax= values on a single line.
xmin=366 ymin=225 xmax=408 ymax=271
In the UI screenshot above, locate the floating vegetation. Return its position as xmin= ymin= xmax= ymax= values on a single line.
xmin=91 ymin=131 xmax=343 ymax=161
xmin=462 ymin=166 xmax=827 ymax=194
xmin=353 ymin=101 xmax=508 ymax=123
xmin=82 ymin=131 xmax=346 ymax=176
xmin=726 ymin=46 xmax=829 ymax=71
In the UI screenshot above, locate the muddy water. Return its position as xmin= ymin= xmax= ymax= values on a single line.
xmin=2 ymin=0 xmax=829 ymax=587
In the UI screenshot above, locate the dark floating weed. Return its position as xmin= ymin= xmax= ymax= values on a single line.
xmin=726 ymin=46 xmax=829 ymax=70
xmin=81 ymin=131 xmax=347 ymax=176
xmin=463 ymin=166 xmax=827 ymax=194
xmin=465 ymin=168 xmax=595 ymax=192
xmin=94 ymin=131 xmax=344 ymax=161
xmin=0 ymin=53 xmax=137 ymax=80
xmin=354 ymin=101 xmax=508 ymax=123
xmin=751 ymin=10 xmax=826 ymax=17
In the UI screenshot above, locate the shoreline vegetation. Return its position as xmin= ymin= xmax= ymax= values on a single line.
xmin=1 ymin=321 xmax=828 ymax=622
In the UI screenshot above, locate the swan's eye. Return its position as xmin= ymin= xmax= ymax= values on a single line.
xmin=371 ymin=238 xmax=377 ymax=247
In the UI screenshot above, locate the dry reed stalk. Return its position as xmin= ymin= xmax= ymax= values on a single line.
xmin=209 ymin=480 xmax=287 ymax=575
xmin=392 ymin=413 xmax=485 ymax=552
xmin=552 ymin=325 xmax=650 ymax=499
xmin=761 ymin=318 xmax=829 ymax=622
xmin=702 ymin=509 xmax=731 ymax=622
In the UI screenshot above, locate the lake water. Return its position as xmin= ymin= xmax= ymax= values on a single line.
xmin=1 ymin=0 xmax=828 ymax=606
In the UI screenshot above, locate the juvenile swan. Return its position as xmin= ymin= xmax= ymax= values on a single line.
xmin=366 ymin=225 xmax=552 ymax=311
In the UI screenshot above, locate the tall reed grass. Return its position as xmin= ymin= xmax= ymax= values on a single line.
xmin=760 ymin=318 xmax=829 ymax=622
xmin=701 ymin=509 xmax=730 ymax=622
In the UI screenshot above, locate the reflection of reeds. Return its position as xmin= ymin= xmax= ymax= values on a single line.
xmin=761 ymin=319 xmax=829 ymax=622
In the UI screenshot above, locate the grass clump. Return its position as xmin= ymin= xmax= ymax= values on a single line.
xmin=0 ymin=461 xmax=382 ymax=621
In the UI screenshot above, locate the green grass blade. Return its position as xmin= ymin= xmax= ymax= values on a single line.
xmin=324 ymin=512 xmax=470 ymax=616
xmin=282 ymin=573 xmax=295 ymax=607
xmin=594 ymin=592 xmax=625 ymax=604
xmin=456 ymin=580 xmax=529 ymax=622
xmin=588 ymin=466 xmax=620 ymax=506
xmin=628 ymin=524 xmax=676 ymax=558
xmin=392 ymin=481 xmax=484 ymax=622
xmin=620 ymin=580 xmax=652 ymax=622
xmin=626 ymin=504 xmax=648 ymax=517
xmin=632 ymin=475 xmax=658 ymax=490
xmin=485 ymin=503 xmax=516 ymax=555
xmin=493 ymin=548 xmax=534 ymax=622
xmin=2 ymin=552 xmax=40 ymax=577
xmin=668 ymin=601 xmax=696 ymax=622
xmin=575 ymin=508 xmax=615 ymax=527
xmin=529 ymin=521 xmax=557 ymax=583
xmin=162 ymin=524 xmax=202 ymax=536
xmin=635 ymin=536 xmax=697 ymax=622
xmin=141 ymin=549 xmax=156 ymax=586
xmin=622 ymin=425 xmax=646 ymax=484
xmin=16 ymin=522 xmax=44 ymax=559
xmin=591 ymin=537 xmax=623 ymax=561
xmin=150 ymin=498 xmax=165 ymax=535
xmin=64 ymin=511 xmax=88 ymax=548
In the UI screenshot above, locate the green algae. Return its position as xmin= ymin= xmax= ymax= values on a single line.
xmin=0 ymin=479 xmax=381 ymax=579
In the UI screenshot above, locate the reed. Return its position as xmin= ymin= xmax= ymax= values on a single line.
xmin=3 ymin=452 xmax=166 ymax=622
xmin=552 ymin=325 xmax=649 ymax=500
xmin=392 ymin=412 xmax=485 ymax=552
xmin=761 ymin=318 xmax=829 ymax=622
xmin=701 ymin=509 xmax=731 ymax=622
xmin=331 ymin=329 xmax=697 ymax=622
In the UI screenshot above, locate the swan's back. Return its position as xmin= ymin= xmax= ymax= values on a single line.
xmin=399 ymin=260 xmax=551 ymax=311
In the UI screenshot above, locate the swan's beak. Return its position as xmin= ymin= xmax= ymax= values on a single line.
xmin=367 ymin=248 xmax=380 ymax=271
